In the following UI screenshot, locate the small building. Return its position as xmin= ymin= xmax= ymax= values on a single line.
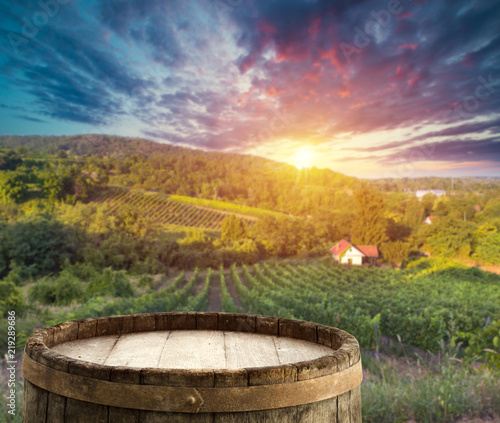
xmin=415 ymin=190 xmax=446 ymax=200
xmin=331 ymin=240 xmax=379 ymax=266
xmin=424 ymin=216 xmax=437 ymax=224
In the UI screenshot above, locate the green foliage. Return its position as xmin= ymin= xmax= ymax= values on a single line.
xmin=458 ymin=319 xmax=500 ymax=368
xmin=0 ymin=149 xmax=23 ymax=170
xmin=0 ymin=216 xmax=82 ymax=279
xmin=177 ymin=228 xmax=212 ymax=247
xmin=180 ymin=268 xmax=212 ymax=311
xmin=403 ymin=195 xmax=425 ymax=227
xmin=0 ymin=280 xmax=26 ymax=316
xmin=221 ymin=215 xmax=248 ymax=242
xmin=426 ymin=216 xmax=476 ymax=258
xmin=169 ymin=195 xmax=285 ymax=219
xmin=137 ymin=275 xmax=156 ymax=290
xmin=0 ymin=171 xmax=28 ymax=203
xmin=28 ymin=273 xmax=85 ymax=306
xmin=86 ymin=268 xmax=134 ymax=298
xmin=53 ymin=274 xmax=85 ymax=305
xmin=380 ymin=241 xmax=411 ymax=266
xmin=474 ymin=229 xmax=500 ymax=265
xmin=351 ymin=187 xmax=388 ymax=246
xmin=421 ymin=192 xmax=438 ymax=215
xmin=362 ymin=353 xmax=500 ymax=423
xmin=2 ymin=263 xmax=33 ymax=286
xmin=93 ymin=188 xmax=258 ymax=232
xmin=228 ymin=259 xmax=500 ymax=353
xmin=37 ymin=162 xmax=92 ymax=204
xmin=28 ymin=267 xmax=135 ymax=305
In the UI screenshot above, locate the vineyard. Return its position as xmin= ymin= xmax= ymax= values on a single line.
xmin=46 ymin=258 xmax=500 ymax=362
xmin=90 ymin=187 xmax=257 ymax=230
xmin=5 ymin=258 xmax=500 ymax=423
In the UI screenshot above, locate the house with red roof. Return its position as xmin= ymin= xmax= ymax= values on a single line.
xmin=331 ymin=239 xmax=379 ymax=265
xmin=424 ymin=216 xmax=437 ymax=224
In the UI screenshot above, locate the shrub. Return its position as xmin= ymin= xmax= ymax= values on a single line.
xmin=28 ymin=272 xmax=85 ymax=306
xmin=86 ymin=268 xmax=134 ymax=298
xmin=0 ymin=280 xmax=26 ymax=316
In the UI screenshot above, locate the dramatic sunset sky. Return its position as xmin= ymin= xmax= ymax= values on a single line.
xmin=0 ymin=0 xmax=499 ymax=177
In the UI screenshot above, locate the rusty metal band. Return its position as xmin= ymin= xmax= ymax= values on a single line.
xmin=22 ymin=353 xmax=362 ymax=413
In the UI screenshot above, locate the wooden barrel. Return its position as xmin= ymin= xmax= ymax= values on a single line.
xmin=22 ymin=312 xmax=362 ymax=422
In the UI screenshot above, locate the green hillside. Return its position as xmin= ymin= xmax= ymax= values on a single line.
xmin=0 ymin=134 xmax=360 ymax=217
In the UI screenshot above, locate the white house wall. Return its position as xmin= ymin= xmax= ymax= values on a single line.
xmin=341 ymin=246 xmax=365 ymax=265
xmin=341 ymin=255 xmax=363 ymax=265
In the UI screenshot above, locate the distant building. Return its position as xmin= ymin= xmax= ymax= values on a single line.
xmin=331 ymin=239 xmax=379 ymax=266
xmin=415 ymin=190 xmax=446 ymax=199
xmin=424 ymin=216 xmax=437 ymax=225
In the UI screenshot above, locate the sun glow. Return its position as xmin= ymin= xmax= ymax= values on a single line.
xmin=293 ymin=146 xmax=316 ymax=169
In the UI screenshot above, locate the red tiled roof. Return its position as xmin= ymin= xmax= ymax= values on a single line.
xmin=427 ymin=216 xmax=437 ymax=221
xmin=356 ymin=246 xmax=379 ymax=257
xmin=330 ymin=239 xmax=351 ymax=256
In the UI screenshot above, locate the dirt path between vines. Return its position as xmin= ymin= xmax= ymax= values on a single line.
xmin=225 ymin=270 xmax=243 ymax=309
xmin=206 ymin=274 xmax=221 ymax=312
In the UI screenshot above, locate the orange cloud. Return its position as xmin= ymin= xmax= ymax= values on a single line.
xmin=350 ymin=102 xmax=366 ymax=109
xmin=266 ymin=86 xmax=286 ymax=97
xmin=338 ymin=90 xmax=351 ymax=99
xmin=408 ymin=76 xmax=420 ymax=87
xmin=301 ymin=68 xmax=322 ymax=83
xmin=320 ymin=48 xmax=343 ymax=70
xmin=398 ymin=43 xmax=418 ymax=50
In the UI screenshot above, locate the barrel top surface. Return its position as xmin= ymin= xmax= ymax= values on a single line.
xmin=51 ymin=330 xmax=335 ymax=370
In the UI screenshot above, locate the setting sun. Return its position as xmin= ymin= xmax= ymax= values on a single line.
xmin=293 ymin=146 xmax=316 ymax=169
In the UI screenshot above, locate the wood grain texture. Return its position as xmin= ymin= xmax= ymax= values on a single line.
xmin=64 ymin=398 xmax=107 ymax=423
xmin=138 ymin=411 xmax=213 ymax=423
xmin=336 ymin=350 xmax=351 ymax=423
xmin=52 ymin=334 xmax=120 ymax=365
xmin=105 ymin=332 xmax=169 ymax=367
xmin=349 ymin=385 xmax=362 ymax=423
xmin=46 ymin=392 xmax=66 ymax=423
xmin=50 ymin=330 xmax=336 ymax=370
xmin=109 ymin=406 xmax=139 ymax=423
xmin=246 ymin=407 xmax=297 ymax=423
xmin=225 ymin=332 xmax=280 ymax=369
xmin=76 ymin=318 xmax=97 ymax=340
xmin=274 ymin=336 xmax=333 ymax=364
xmin=215 ymin=412 xmax=248 ymax=423
xmin=157 ymin=330 xmax=225 ymax=369
xmin=23 ymin=380 xmax=48 ymax=423
xmin=296 ymin=397 xmax=337 ymax=423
